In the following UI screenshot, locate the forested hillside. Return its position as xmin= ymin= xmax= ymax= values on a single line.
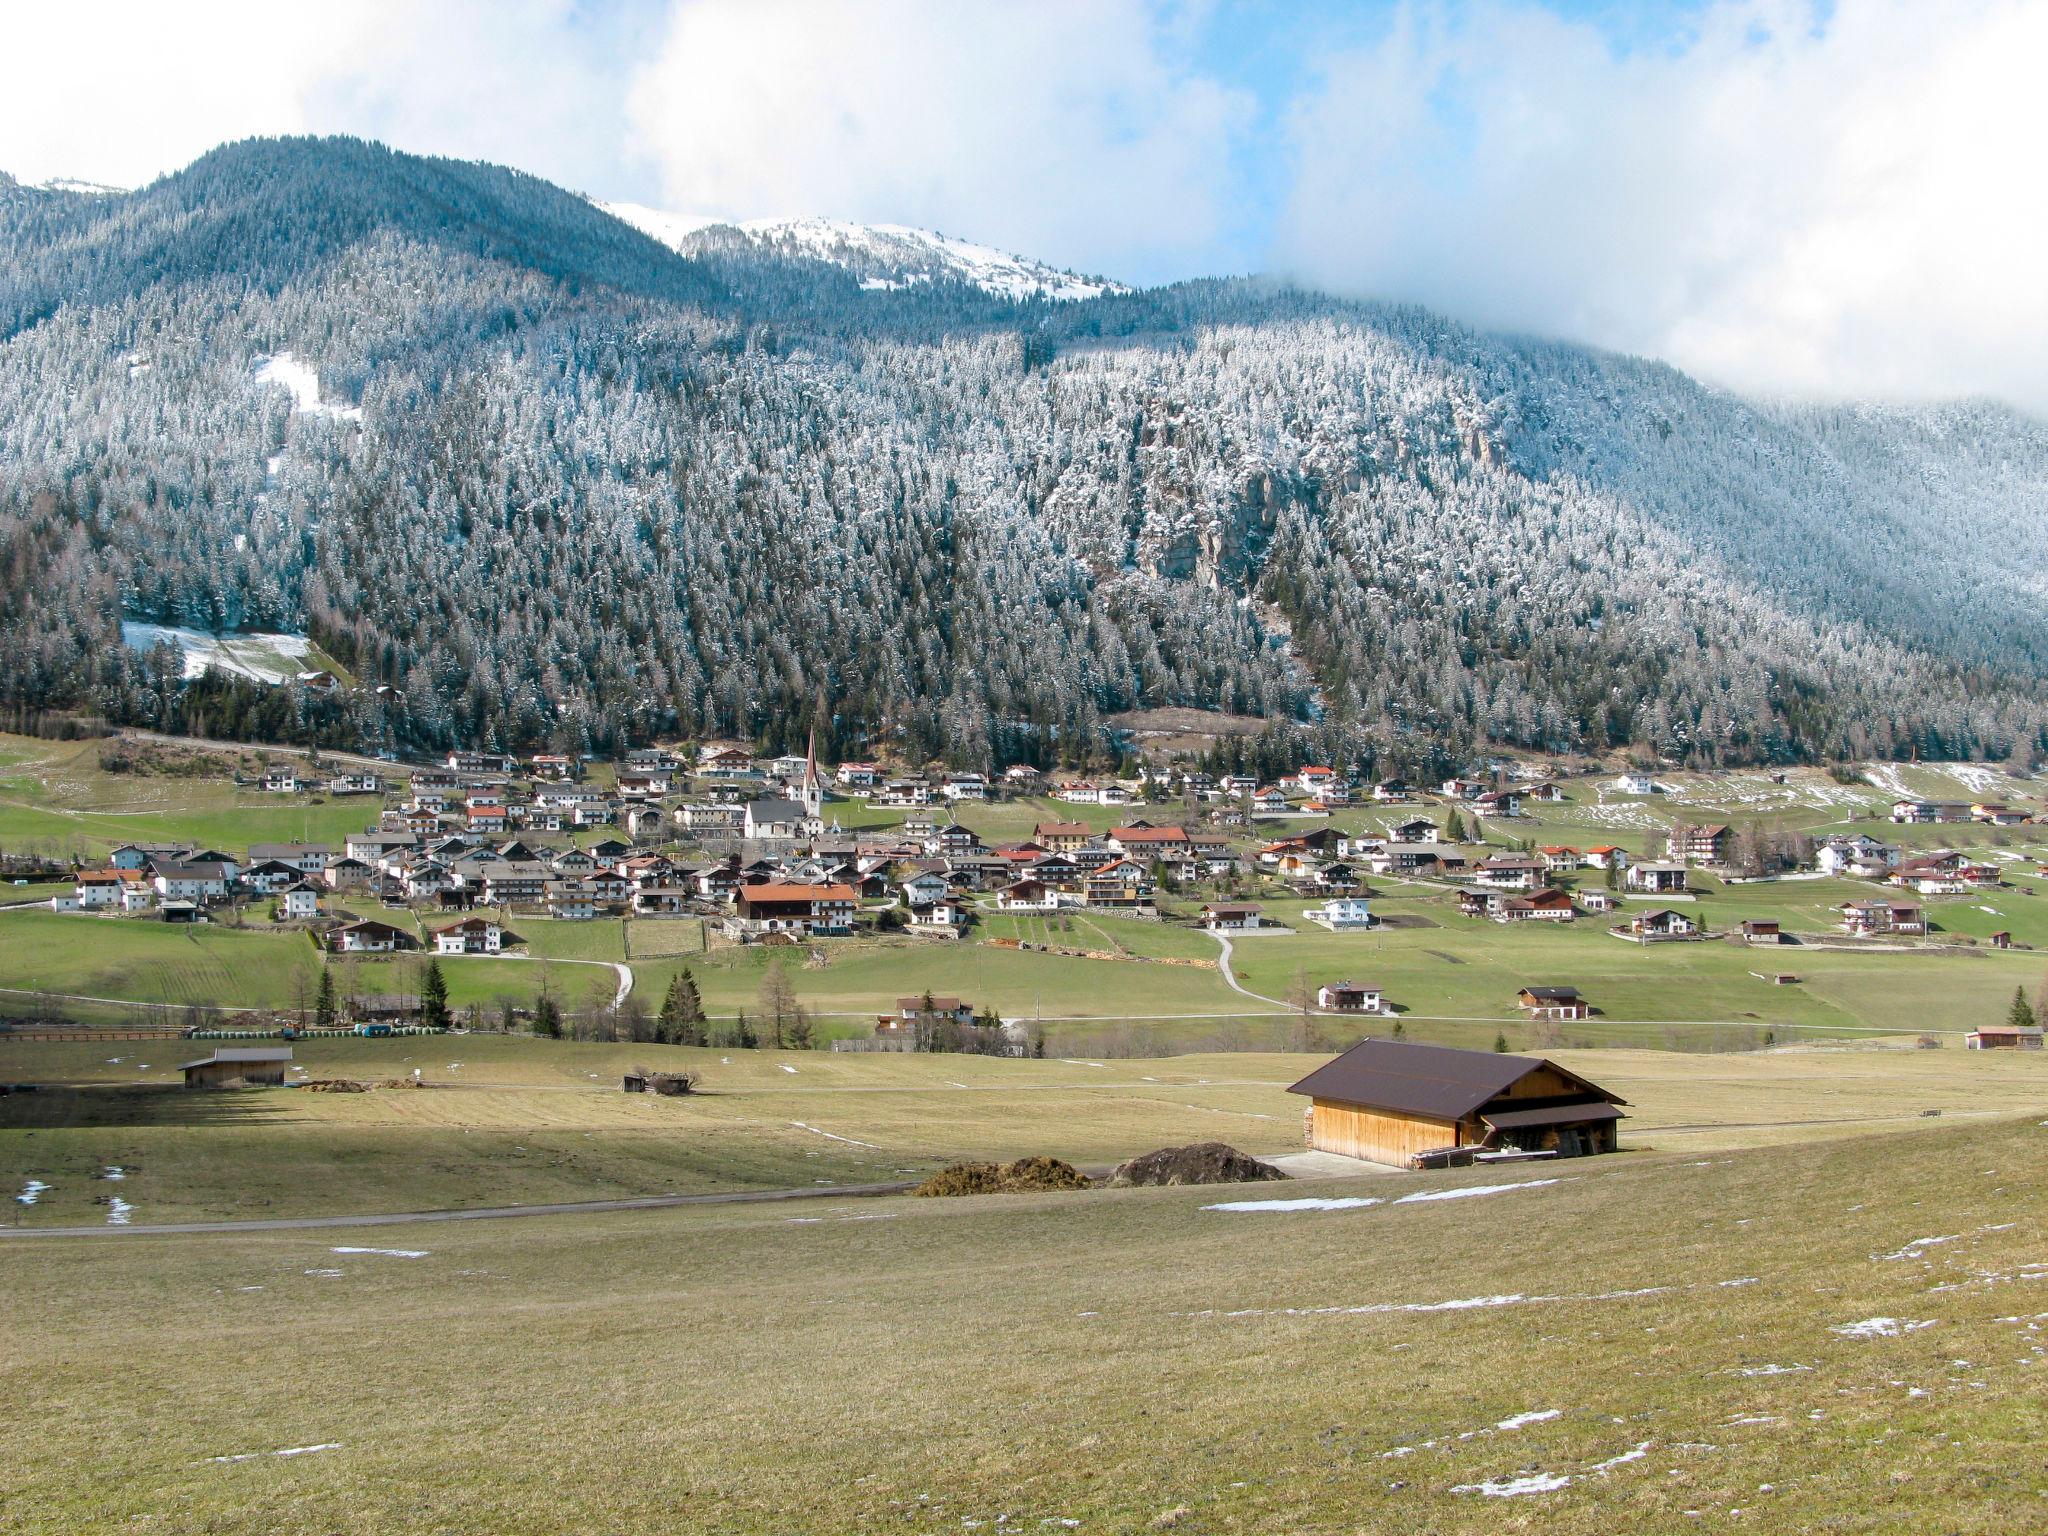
xmin=2 ymin=137 xmax=2045 ymax=772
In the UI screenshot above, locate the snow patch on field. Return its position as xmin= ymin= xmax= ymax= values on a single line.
xmin=106 ymin=1197 xmax=133 ymax=1225
xmin=1395 ymin=1179 xmax=1562 ymax=1205
xmin=331 ymin=1246 xmax=428 ymax=1259
xmin=206 ymin=1442 xmax=340 ymax=1465
xmin=790 ymin=1121 xmax=881 ymax=1149
xmin=1833 ymin=1317 xmax=1937 ymax=1338
xmin=1186 ymin=1284 xmax=1670 ymax=1320
xmin=16 ymin=1179 xmax=48 ymax=1205
xmin=1205 ymin=1196 xmax=1384 ymax=1213
xmin=119 ymin=621 xmax=313 ymax=684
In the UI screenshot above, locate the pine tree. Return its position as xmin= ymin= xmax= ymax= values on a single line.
xmin=420 ymin=958 xmax=451 ymax=1031
xmin=1493 ymin=1031 xmax=1509 ymax=1053
xmin=312 ymin=965 xmax=336 ymax=1031
xmin=2007 ymin=986 xmax=2036 ymax=1031
xmin=533 ymin=988 xmax=562 ymax=1040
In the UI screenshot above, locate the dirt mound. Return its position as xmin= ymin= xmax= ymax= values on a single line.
xmin=913 ymin=1157 xmax=1092 ymax=1197
xmin=1106 ymin=1141 xmax=1288 ymax=1188
xmin=302 ymin=1079 xmax=369 ymax=1093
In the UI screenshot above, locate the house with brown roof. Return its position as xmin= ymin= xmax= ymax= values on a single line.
xmin=1288 ymin=1039 xmax=1625 ymax=1167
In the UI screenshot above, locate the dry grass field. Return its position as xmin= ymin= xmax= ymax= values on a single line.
xmin=1 ymin=1107 xmax=2044 ymax=1533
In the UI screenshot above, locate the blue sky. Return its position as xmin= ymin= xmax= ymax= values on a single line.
xmin=4 ymin=0 xmax=2042 ymax=412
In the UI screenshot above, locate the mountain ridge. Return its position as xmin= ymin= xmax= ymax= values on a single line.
xmin=1 ymin=134 xmax=2044 ymax=771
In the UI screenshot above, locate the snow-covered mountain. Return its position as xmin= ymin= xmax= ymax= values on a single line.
xmin=602 ymin=202 xmax=1126 ymax=302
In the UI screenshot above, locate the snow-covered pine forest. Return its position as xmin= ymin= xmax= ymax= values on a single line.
xmin=2 ymin=136 xmax=2046 ymax=773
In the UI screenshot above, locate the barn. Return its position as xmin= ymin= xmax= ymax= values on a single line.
xmin=1287 ymin=1039 xmax=1627 ymax=1168
xmin=179 ymin=1047 xmax=293 ymax=1089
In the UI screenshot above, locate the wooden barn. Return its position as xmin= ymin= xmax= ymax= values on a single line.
xmin=1287 ymin=1039 xmax=1626 ymax=1168
xmin=179 ymin=1047 xmax=293 ymax=1089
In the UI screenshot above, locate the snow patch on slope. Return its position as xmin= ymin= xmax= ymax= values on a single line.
xmin=253 ymin=352 xmax=363 ymax=423
xmin=602 ymin=202 xmax=1127 ymax=302
xmin=119 ymin=622 xmax=312 ymax=684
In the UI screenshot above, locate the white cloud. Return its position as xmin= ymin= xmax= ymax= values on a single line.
xmin=621 ymin=0 xmax=1251 ymax=283
xmin=0 ymin=0 xmax=638 ymax=195
xmin=1274 ymin=0 xmax=2048 ymax=413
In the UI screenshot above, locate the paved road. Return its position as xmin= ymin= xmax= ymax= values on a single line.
xmin=0 ymin=1178 xmax=922 ymax=1240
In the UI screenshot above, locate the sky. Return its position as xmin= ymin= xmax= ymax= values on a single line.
xmin=4 ymin=0 xmax=2044 ymax=413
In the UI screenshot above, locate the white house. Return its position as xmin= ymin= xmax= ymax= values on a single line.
xmin=1200 ymin=903 xmax=1267 ymax=932
xmin=1614 ymin=772 xmax=1658 ymax=795
xmin=434 ymin=917 xmax=511 ymax=954
xmin=1304 ymin=896 xmax=1375 ymax=931
xmin=279 ymin=884 xmax=322 ymax=920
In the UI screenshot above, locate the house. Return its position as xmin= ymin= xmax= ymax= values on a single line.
xmin=1499 ymin=888 xmax=1576 ymax=923
xmin=327 ymin=773 xmax=383 ymax=796
xmin=631 ymin=886 xmax=693 ymax=916
xmin=1250 ymin=786 xmax=1293 ymax=817
xmin=546 ymin=881 xmax=598 ymax=921
xmin=1966 ymin=1025 xmax=2045 ymax=1050
xmin=909 ymin=896 xmax=971 ymax=934
xmin=528 ymin=753 xmax=578 ymax=781
xmin=248 ymin=843 xmax=333 ymax=876
xmin=1518 ymin=986 xmax=1590 ymax=1020
xmin=941 ymin=773 xmax=989 ymax=802
xmin=1368 ymin=842 xmax=1443 ymax=876
xmin=1739 ymin=919 xmax=1783 ymax=944
xmin=434 ymin=916 xmax=518 ymax=954
xmin=1669 ymin=824 xmax=1731 ymax=864
xmin=836 ymin=761 xmax=880 ymax=788
xmin=1304 ymin=896 xmax=1375 ymax=931
xmin=1624 ymin=907 xmax=1699 ymax=941
xmin=1816 ymin=836 xmax=1895 ymax=876
xmin=1580 ymin=889 xmax=1618 ymax=914
xmin=1389 ymin=816 xmax=1440 ymax=844
xmin=1471 ymin=788 xmax=1523 ymax=818
xmin=74 ymin=871 xmax=126 ymax=910
xmin=180 ymin=1047 xmax=292 ymax=1090
xmin=743 ymin=798 xmax=809 ymax=841
xmin=1624 ymin=862 xmax=1690 ymax=895
xmin=261 ymin=767 xmax=301 ymax=793
xmin=730 ymin=882 xmax=858 ymax=938
xmin=887 ymin=996 xmax=976 ymax=1031
xmin=278 ymin=883 xmax=322 ymax=920
xmin=1972 ymin=802 xmax=2029 ymax=826
xmin=875 ymin=778 xmax=932 ymax=808
xmin=1107 ymin=825 xmax=1190 ymax=856
xmin=329 ymin=919 xmax=414 ymax=954
xmin=1083 ymin=859 xmax=1155 ymax=910
xmin=996 ymin=877 xmax=1057 ymax=913
xmin=1475 ymin=855 xmax=1546 ymax=891
xmin=1579 ymin=845 xmax=1628 ymax=871
xmin=1440 ymin=777 xmax=1486 ymax=800
xmin=1288 ymin=1039 xmax=1625 ymax=1166
xmin=897 ymin=869 xmax=951 ymax=908
xmin=1841 ymin=900 xmax=1926 ymax=937
xmin=1200 ymin=903 xmax=1266 ymax=932
xmin=677 ymin=802 xmax=746 ymax=835
xmin=1372 ymin=779 xmax=1412 ymax=802
xmin=1316 ymin=982 xmax=1384 ymax=1013
xmin=152 ymin=862 xmax=230 ymax=902
xmin=1614 ymin=772 xmax=1658 ymax=795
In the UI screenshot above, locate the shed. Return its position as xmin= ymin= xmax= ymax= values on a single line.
xmin=1966 ymin=1025 xmax=2045 ymax=1050
xmin=179 ymin=1047 xmax=293 ymax=1089
xmin=1287 ymin=1038 xmax=1626 ymax=1168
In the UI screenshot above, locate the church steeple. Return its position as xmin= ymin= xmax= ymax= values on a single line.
xmin=800 ymin=718 xmax=823 ymax=820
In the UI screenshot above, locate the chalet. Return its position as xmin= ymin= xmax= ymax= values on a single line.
xmin=278 ymin=883 xmax=322 ymax=920
xmin=588 ymin=869 xmax=632 ymax=905
xmin=996 ymin=877 xmax=1057 ymax=912
xmin=1316 ymin=982 xmax=1384 ymax=1013
xmin=261 ymin=767 xmax=301 ymax=793
xmin=1624 ymin=862 xmax=1689 ymax=895
xmin=1579 ymin=845 xmax=1627 ymax=871
xmin=1519 ymin=985 xmax=1590 ymax=1020
xmin=616 ymin=771 xmax=672 ymax=800
xmin=1250 ymin=786 xmax=1293 ymax=816
xmin=181 ymin=1047 xmax=292 ymax=1089
xmin=1816 ymin=836 xmax=1895 ymax=875
xmin=327 ymin=773 xmax=383 ymax=795
xmin=434 ymin=916 xmax=518 ymax=954
xmin=1471 ymin=788 xmax=1523 ymax=818
xmin=1023 ymin=852 xmax=1082 ymax=887
xmin=1890 ymin=799 xmax=1971 ymax=824
xmin=834 ymin=761 xmax=880 ymax=789
xmin=1221 ymin=774 xmax=1259 ymax=796
xmin=1289 ymin=1039 xmax=1625 ymax=1167
xmin=926 ymin=823 xmax=983 ymax=858
xmin=1458 ymin=887 xmax=1500 ymax=919
xmin=1841 ymin=900 xmax=1926 ymax=937
xmin=1372 ymin=779 xmax=1412 ymax=802
xmin=1624 ymin=907 xmax=1699 ymax=941
xmin=1002 ymin=764 xmax=1043 ymax=789
xmin=631 ymin=886 xmax=692 ymax=916
xmin=528 ymin=753 xmax=577 ymax=781
xmin=1499 ymin=888 xmax=1576 ymax=923
xmin=1739 ymin=919 xmax=1783 ymax=944
xmin=1615 ymin=772 xmax=1658 ymax=795
xmin=1302 ymin=861 xmax=1363 ymax=895
xmin=330 ymin=919 xmax=414 ymax=954
xmin=1669 ymin=824 xmax=1731 ymax=864
xmin=1966 ymin=1024 xmax=2044 ymax=1050
xmin=1304 ymin=896 xmax=1375 ymax=931
xmin=625 ymin=748 xmax=681 ymax=772
xmin=1369 ymin=842 xmax=1442 ymax=876
xmin=73 ymin=871 xmax=126 ymax=909
xmin=447 ymin=750 xmax=516 ymax=777
xmin=677 ymin=802 xmax=746 ymax=834
xmin=698 ymin=745 xmax=757 ymax=774
xmin=1440 ymin=777 xmax=1486 ymax=800
xmin=875 ymin=778 xmax=933 ymax=807
xmin=346 ymin=832 xmax=416 ymax=863
xmin=1523 ymin=781 xmax=1567 ymax=803
xmin=570 ymin=801 xmax=618 ymax=827
xmin=1200 ymin=903 xmax=1266 ymax=932
xmin=730 ymin=882 xmax=857 ymax=938
xmin=480 ymin=862 xmax=550 ymax=908
xmin=1389 ymin=816 xmax=1439 ymax=844
xmin=887 ymin=996 xmax=976 ymax=1031
xmin=1972 ymin=802 xmax=2029 ymax=826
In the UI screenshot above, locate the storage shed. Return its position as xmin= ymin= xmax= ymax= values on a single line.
xmin=179 ymin=1047 xmax=293 ymax=1089
xmin=1287 ymin=1039 xmax=1626 ymax=1168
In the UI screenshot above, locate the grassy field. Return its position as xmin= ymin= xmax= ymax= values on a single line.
xmin=1 ymin=1092 xmax=2044 ymax=1532
xmin=6 ymin=1034 xmax=2046 ymax=1227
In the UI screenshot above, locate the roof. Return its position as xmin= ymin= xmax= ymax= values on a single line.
xmin=179 ymin=1047 xmax=293 ymax=1070
xmin=739 ymin=882 xmax=856 ymax=903
xmin=1481 ymin=1100 xmax=1626 ymax=1131
xmin=1286 ymin=1039 xmax=1622 ymax=1121
xmin=1519 ymin=985 xmax=1582 ymax=1001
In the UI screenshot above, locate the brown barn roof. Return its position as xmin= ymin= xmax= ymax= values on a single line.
xmin=1285 ymin=1039 xmax=1623 ymax=1122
